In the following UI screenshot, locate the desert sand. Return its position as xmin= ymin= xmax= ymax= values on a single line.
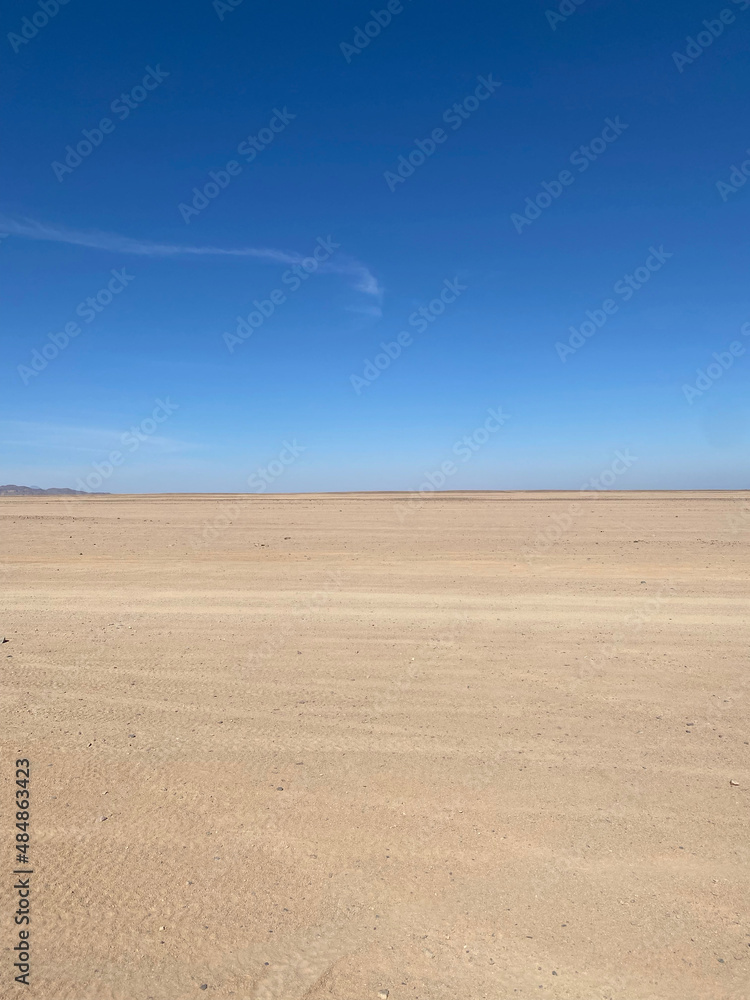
xmin=1 ymin=491 xmax=748 ymax=999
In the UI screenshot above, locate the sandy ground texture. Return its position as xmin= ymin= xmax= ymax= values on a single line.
xmin=1 ymin=491 xmax=748 ymax=1000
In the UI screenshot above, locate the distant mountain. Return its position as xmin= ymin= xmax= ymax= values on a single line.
xmin=0 ymin=484 xmax=109 ymax=496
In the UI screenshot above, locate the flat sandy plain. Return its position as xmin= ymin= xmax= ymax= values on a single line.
xmin=2 ymin=491 xmax=748 ymax=1000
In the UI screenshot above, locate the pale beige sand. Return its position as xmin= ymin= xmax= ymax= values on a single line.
xmin=1 ymin=492 xmax=748 ymax=999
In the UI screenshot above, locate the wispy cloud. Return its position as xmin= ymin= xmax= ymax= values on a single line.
xmin=0 ymin=214 xmax=383 ymax=299
xmin=1 ymin=420 xmax=197 ymax=456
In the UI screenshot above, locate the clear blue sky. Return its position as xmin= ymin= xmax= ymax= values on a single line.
xmin=2 ymin=0 xmax=749 ymax=492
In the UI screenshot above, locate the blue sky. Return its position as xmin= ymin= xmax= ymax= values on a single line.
xmin=2 ymin=0 xmax=749 ymax=492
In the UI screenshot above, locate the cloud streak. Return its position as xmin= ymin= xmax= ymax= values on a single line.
xmin=1 ymin=420 xmax=197 ymax=455
xmin=0 ymin=214 xmax=383 ymax=298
